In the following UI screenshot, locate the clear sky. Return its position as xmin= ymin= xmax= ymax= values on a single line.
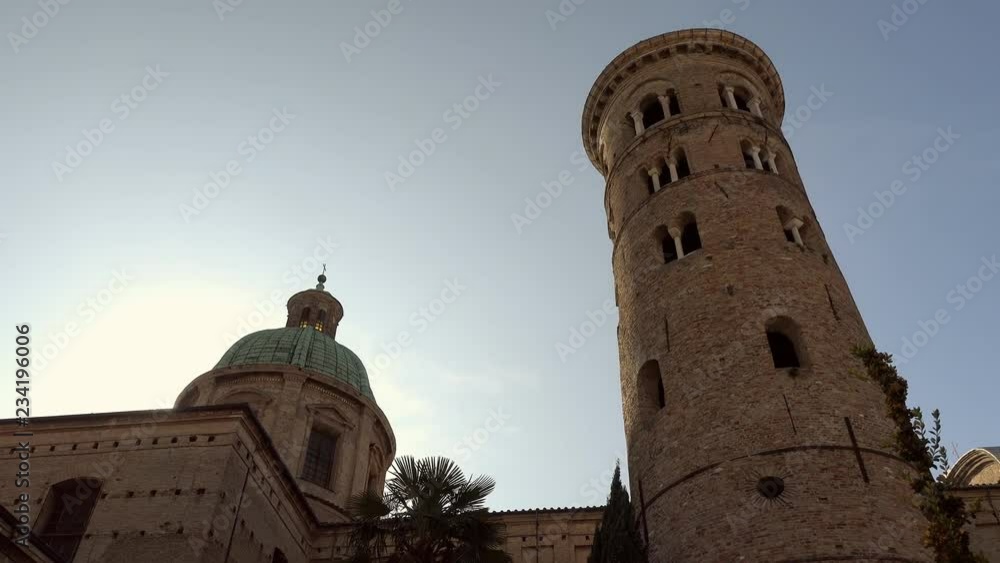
xmin=2 ymin=1 xmax=997 ymax=511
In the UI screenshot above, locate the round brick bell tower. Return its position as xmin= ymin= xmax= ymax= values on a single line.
xmin=582 ymin=29 xmax=930 ymax=561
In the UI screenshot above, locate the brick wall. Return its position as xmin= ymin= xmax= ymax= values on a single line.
xmin=582 ymin=29 xmax=931 ymax=562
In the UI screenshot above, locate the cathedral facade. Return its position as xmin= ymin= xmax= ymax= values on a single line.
xmin=0 ymin=29 xmax=996 ymax=563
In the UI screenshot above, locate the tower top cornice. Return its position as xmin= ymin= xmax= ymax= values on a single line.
xmin=581 ymin=28 xmax=784 ymax=170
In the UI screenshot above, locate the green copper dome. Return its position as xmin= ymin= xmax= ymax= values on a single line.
xmin=215 ymin=327 xmax=374 ymax=400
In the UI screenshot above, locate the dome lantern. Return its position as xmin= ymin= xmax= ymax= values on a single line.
xmin=285 ymin=267 xmax=344 ymax=339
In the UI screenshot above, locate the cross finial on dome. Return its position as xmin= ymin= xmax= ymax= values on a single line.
xmin=316 ymin=264 xmax=327 ymax=291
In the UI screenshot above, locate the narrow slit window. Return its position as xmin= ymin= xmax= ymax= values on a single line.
xmin=638 ymin=360 xmax=665 ymax=413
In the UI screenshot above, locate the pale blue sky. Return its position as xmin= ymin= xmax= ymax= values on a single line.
xmin=2 ymin=1 xmax=997 ymax=511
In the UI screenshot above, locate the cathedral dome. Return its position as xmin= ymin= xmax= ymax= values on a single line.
xmin=215 ymin=326 xmax=374 ymax=400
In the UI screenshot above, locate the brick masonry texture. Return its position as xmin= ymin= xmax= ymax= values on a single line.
xmin=582 ymin=29 xmax=933 ymax=562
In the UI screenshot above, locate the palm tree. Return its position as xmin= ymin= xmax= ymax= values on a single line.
xmin=347 ymin=456 xmax=511 ymax=563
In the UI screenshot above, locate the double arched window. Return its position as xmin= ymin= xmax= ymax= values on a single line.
xmin=628 ymin=89 xmax=682 ymax=137
xmin=740 ymin=140 xmax=780 ymax=174
xmin=719 ymin=81 xmax=764 ymax=117
xmin=656 ymin=213 xmax=703 ymax=264
xmin=644 ymin=148 xmax=692 ymax=196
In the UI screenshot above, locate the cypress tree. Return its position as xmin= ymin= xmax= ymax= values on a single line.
xmin=588 ymin=462 xmax=646 ymax=563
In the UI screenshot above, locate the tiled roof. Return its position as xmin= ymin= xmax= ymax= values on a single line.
xmin=215 ymin=327 xmax=374 ymax=400
xmin=490 ymin=506 xmax=604 ymax=516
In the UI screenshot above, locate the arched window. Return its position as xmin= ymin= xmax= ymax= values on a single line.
xmin=645 ymin=166 xmax=658 ymax=195
xmin=765 ymin=317 xmax=806 ymax=369
xmin=775 ymin=206 xmax=796 ymax=243
xmin=315 ymin=309 xmax=327 ymax=332
xmin=732 ymin=86 xmax=752 ymax=112
xmin=665 ymin=89 xmax=681 ymax=116
xmin=273 ymin=548 xmax=288 ymax=563
xmin=638 ymin=360 xmax=665 ymax=414
xmin=645 ymin=160 xmax=670 ymax=194
xmin=679 ymin=213 xmax=702 ymax=255
xmin=37 ymin=478 xmax=102 ymax=561
xmin=301 ymin=427 xmax=337 ymax=488
xmin=740 ymin=140 xmax=758 ymax=170
xmin=640 ymin=95 xmax=665 ymax=130
xmin=672 ymin=148 xmax=691 ymax=181
xmin=721 ymin=84 xmax=754 ymax=112
xmin=657 ymin=226 xmax=678 ymax=264
xmin=298 ymin=307 xmax=311 ymax=328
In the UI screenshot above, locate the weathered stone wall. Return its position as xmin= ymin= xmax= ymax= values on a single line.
xmin=582 ymin=28 xmax=931 ymax=562
xmin=313 ymin=508 xmax=603 ymax=563
xmin=0 ymin=410 xmax=314 ymax=563
xmin=176 ymin=365 xmax=394 ymax=522
xmin=495 ymin=508 xmax=602 ymax=563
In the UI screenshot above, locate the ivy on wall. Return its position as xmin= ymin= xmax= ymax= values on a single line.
xmin=853 ymin=346 xmax=987 ymax=563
